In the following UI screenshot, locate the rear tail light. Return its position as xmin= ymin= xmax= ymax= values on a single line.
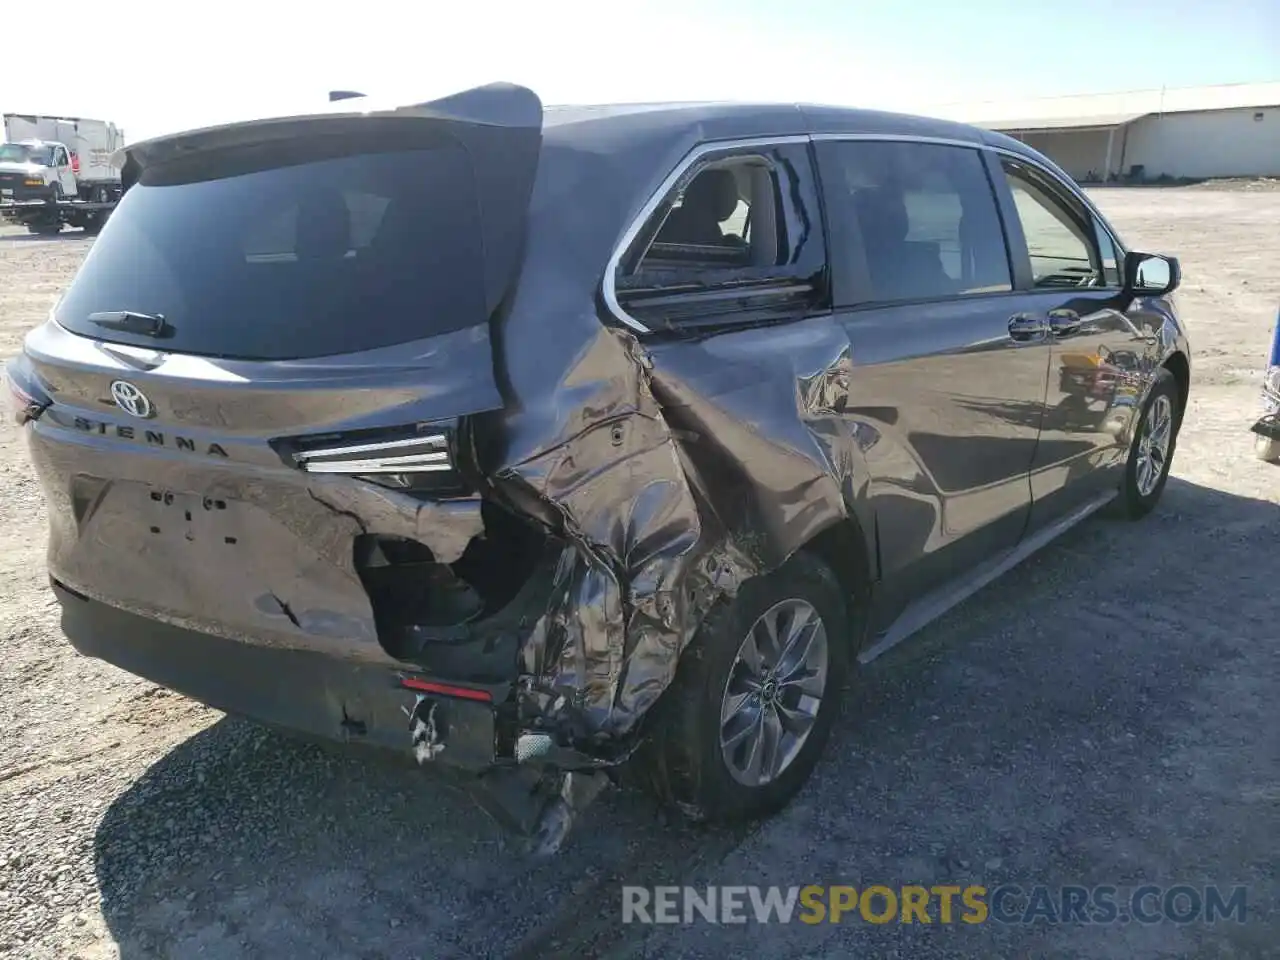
xmin=279 ymin=426 xmax=470 ymax=493
xmin=294 ymin=433 xmax=451 ymax=474
xmin=4 ymin=361 xmax=50 ymax=426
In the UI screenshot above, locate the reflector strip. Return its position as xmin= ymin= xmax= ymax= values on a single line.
xmin=400 ymin=677 xmax=493 ymax=702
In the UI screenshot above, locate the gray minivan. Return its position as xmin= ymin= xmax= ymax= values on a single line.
xmin=6 ymin=83 xmax=1191 ymax=847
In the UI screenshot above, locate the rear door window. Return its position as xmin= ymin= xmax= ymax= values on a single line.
xmin=611 ymin=143 xmax=827 ymax=330
xmin=815 ymin=140 xmax=1012 ymax=306
xmin=55 ymin=143 xmax=488 ymax=360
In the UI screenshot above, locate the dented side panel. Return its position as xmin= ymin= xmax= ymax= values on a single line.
xmin=484 ymin=134 xmax=875 ymax=745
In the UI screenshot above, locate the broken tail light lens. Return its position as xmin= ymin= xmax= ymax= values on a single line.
xmin=4 ymin=359 xmax=51 ymax=426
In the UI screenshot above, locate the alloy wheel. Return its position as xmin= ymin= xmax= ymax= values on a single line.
xmin=1136 ymin=393 xmax=1174 ymax=496
xmin=719 ymin=598 xmax=829 ymax=787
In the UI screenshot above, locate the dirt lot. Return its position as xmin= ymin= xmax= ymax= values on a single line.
xmin=1 ymin=187 xmax=1277 ymax=959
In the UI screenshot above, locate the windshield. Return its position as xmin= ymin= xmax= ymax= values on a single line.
xmin=0 ymin=143 xmax=51 ymax=165
xmin=55 ymin=142 xmax=491 ymax=360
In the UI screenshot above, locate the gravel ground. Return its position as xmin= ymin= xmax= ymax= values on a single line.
xmin=0 ymin=186 xmax=1277 ymax=959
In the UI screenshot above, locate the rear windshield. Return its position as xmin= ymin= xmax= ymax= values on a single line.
xmin=55 ymin=143 xmax=487 ymax=360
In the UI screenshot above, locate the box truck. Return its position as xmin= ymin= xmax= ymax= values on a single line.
xmin=0 ymin=114 xmax=125 ymax=234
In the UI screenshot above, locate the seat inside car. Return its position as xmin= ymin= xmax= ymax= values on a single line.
xmin=657 ymin=168 xmax=743 ymax=247
xmin=294 ymin=191 xmax=353 ymax=262
xmin=853 ymin=186 xmax=955 ymax=301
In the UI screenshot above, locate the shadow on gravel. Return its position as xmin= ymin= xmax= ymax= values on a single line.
xmin=91 ymin=477 xmax=1279 ymax=959
xmin=90 ymin=716 xmax=743 ymax=957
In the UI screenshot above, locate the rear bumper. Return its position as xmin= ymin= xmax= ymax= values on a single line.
xmin=54 ymin=581 xmax=509 ymax=770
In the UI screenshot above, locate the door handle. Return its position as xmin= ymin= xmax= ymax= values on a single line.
xmin=1047 ymin=309 xmax=1084 ymax=337
xmin=1007 ymin=313 xmax=1048 ymax=341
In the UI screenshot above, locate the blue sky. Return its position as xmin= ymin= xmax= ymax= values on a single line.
xmin=7 ymin=0 xmax=1277 ymax=142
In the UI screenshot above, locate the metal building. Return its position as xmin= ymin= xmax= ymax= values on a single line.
xmin=930 ymin=82 xmax=1280 ymax=183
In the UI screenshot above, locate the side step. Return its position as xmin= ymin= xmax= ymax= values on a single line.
xmin=859 ymin=490 xmax=1117 ymax=664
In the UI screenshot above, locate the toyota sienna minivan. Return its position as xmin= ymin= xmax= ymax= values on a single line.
xmin=7 ymin=83 xmax=1190 ymax=844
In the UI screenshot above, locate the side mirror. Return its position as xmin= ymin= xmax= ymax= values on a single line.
xmin=1124 ymin=251 xmax=1181 ymax=297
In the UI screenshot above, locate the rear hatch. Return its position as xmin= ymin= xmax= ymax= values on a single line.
xmin=17 ymin=84 xmax=543 ymax=663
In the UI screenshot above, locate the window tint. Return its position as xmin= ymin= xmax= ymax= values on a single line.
xmin=55 ymin=144 xmax=489 ymax=360
xmin=821 ymin=141 xmax=1011 ymax=304
xmin=632 ymin=157 xmax=784 ymax=273
xmin=1001 ymin=160 xmax=1102 ymax=288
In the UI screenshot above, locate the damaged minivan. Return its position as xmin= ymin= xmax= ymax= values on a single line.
xmin=7 ymin=83 xmax=1191 ymax=850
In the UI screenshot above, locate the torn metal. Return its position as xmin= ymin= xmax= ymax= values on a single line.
xmin=405 ymin=695 xmax=446 ymax=763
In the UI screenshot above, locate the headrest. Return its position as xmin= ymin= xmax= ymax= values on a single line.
xmin=293 ymin=193 xmax=351 ymax=260
xmin=683 ymin=168 xmax=740 ymax=223
xmin=852 ymin=188 xmax=908 ymax=244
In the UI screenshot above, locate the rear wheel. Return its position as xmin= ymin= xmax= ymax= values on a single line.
xmin=632 ymin=552 xmax=850 ymax=823
xmin=1118 ymin=368 xmax=1180 ymax=518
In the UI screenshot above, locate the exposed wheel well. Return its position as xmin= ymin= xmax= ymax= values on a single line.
xmin=800 ymin=517 xmax=874 ymax=649
xmin=1163 ymin=351 xmax=1190 ymax=422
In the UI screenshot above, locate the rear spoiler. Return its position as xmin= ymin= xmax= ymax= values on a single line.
xmin=117 ymin=82 xmax=539 ymax=169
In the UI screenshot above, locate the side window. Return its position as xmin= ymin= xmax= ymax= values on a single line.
xmin=632 ymin=157 xmax=782 ymax=273
xmin=818 ymin=140 xmax=1012 ymax=305
xmin=54 ymin=147 xmax=68 ymax=167
xmin=613 ymin=144 xmax=826 ymax=329
xmin=1001 ymin=160 xmax=1103 ymax=288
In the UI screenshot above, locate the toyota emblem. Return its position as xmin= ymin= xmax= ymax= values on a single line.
xmin=109 ymin=380 xmax=153 ymax=419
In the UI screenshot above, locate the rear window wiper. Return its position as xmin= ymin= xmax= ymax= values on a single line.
xmin=88 ymin=310 xmax=171 ymax=337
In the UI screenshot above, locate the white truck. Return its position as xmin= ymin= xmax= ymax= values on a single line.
xmin=0 ymin=114 xmax=125 ymax=234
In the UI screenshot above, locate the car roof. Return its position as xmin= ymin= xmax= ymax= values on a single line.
xmin=538 ymin=99 xmax=1042 ymax=169
xmin=543 ymin=100 xmax=982 ymax=140
xmin=127 ymin=89 xmax=1030 ymax=165
xmin=116 ymin=85 xmax=1055 ymax=216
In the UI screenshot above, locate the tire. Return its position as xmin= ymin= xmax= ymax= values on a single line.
xmin=631 ymin=551 xmax=850 ymax=823
xmin=1255 ymin=434 xmax=1280 ymax=464
xmin=1117 ymin=368 xmax=1180 ymax=519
